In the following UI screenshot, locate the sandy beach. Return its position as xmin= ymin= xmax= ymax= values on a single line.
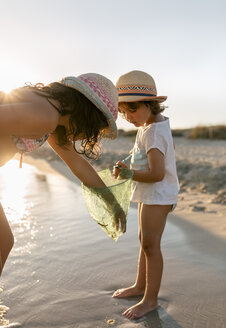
xmin=0 ymin=136 xmax=226 ymax=327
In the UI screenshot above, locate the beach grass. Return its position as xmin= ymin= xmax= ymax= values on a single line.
xmin=119 ymin=125 xmax=226 ymax=140
xmin=187 ymin=125 xmax=226 ymax=140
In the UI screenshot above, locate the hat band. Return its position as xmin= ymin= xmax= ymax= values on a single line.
xmin=117 ymin=85 xmax=157 ymax=97
xmin=118 ymin=92 xmax=157 ymax=97
xmin=79 ymin=75 xmax=117 ymax=120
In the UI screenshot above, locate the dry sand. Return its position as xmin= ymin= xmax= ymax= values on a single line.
xmin=26 ymin=135 xmax=226 ymax=207
xmin=0 ymin=136 xmax=226 ymax=327
xmin=29 ymin=135 xmax=226 ymax=245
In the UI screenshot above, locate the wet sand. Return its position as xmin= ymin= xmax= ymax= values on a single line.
xmin=0 ymin=136 xmax=226 ymax=327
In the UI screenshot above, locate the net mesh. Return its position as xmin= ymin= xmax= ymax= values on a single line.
xmin=82 ymin=169 xmax=132 ymax=241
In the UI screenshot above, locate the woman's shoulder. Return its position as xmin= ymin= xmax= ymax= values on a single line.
xmin=0 ymin=87 xmax=60 ymax=136
xmin=2 ymin=87 xmax=43 ymax=103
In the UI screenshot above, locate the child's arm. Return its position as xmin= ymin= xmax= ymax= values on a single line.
xmin=133 ymin=148 xmax=165 ymax=183
xmin=114 ymin=148 xmax=165 ymax=183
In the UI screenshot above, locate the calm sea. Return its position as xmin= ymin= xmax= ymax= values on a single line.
xmin=0 ymin=160 xmax=141 ymax=328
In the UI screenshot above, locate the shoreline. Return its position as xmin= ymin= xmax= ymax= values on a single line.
xmin=1 ymin=136 xmax=226 ymax=327
xmin=21 ymin=136 xmax=226 ymax=206
xmin=19 ymin=136 xmax=226 ymax=241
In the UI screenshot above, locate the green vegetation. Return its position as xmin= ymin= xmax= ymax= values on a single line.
xmin=118 ymin=129 xmax=137 ymax=137
xmin=171 ymin=129 xmax=190 ymax=137
xmin=118 ymin=125 xmax=226 ymax=140
xmin=188 ymin=125 xmax=226 ymax=140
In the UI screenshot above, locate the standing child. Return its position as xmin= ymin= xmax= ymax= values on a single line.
xmin=112 ymin=70 xmax=179 ymax=319
xmin=0 ymin=73 xmax=126 ymax=276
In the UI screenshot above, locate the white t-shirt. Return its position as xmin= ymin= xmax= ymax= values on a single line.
xmin=130 ymin=117 xmax=179 ymax=205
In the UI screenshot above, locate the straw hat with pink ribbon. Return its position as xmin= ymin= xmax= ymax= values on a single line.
xmin=60 ymin=73 xmax=118 ymax=139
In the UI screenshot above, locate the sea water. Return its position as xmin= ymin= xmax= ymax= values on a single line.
xmin=0 ymin=160 xmax=141 ymax=327
xmin=1 ymin=160 xmax=219 ymax=328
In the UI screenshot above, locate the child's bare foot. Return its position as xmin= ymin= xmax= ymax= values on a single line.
xmin=112 ymin=286 xmax=144 ymax=298
xmin=122 ymin=300 xmax=158 ymax=319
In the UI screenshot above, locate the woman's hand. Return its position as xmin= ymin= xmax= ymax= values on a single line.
xmin=112 ymin=203 xmax=126 ymax=233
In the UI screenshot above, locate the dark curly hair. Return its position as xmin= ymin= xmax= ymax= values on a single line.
xmin=119 ymin=100 xmax=165 ymax=116
xmin=27 ymin=83 xmax=109 ymax=159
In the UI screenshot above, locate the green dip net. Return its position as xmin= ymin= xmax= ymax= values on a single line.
xmin=82 ymin=169 xmax=133 ymax=241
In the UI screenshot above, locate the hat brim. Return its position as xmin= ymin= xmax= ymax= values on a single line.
xmin=60 ymin=76 xmax=117 ymax=139
xmin=118 ymin=95 xmax=167 ymax=103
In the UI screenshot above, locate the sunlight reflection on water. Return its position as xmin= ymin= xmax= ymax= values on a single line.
xmin=0 ymin=160 xmax=41 ymax=254
xmin=0 ymin=160 xmax=35 ymax=224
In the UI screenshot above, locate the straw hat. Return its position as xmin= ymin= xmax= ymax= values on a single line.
xmin=116 ymin=70 xmax=167 ymax=103
xmin=60 ymin=73 xmax=118 ymax=139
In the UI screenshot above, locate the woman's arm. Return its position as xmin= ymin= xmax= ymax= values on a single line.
xmin=47 ymin=134 xmax=106 ymax=188
xmin=48 ymin=134 xmax=126 ymax=232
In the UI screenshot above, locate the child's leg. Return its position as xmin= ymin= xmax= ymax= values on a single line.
xmin=123 ymin=204 xmax=171 ymax=319
xmin=0 ymin=203 xmax=14 ymax=275
xmin=113 ymin=203 xmax=146 ymax=298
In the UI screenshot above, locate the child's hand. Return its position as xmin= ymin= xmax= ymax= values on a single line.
xmin=113 ymin=161 xmax=128 ymax=179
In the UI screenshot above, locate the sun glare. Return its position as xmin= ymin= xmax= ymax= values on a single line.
xmin=0 ymin=61 xmax=35 ymax=93
xmin=0 ymin=160 xmax=35 ymax=223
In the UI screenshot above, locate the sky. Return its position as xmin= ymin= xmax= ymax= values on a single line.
xmin=0 ymin=0 xmax=225 ymax=130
